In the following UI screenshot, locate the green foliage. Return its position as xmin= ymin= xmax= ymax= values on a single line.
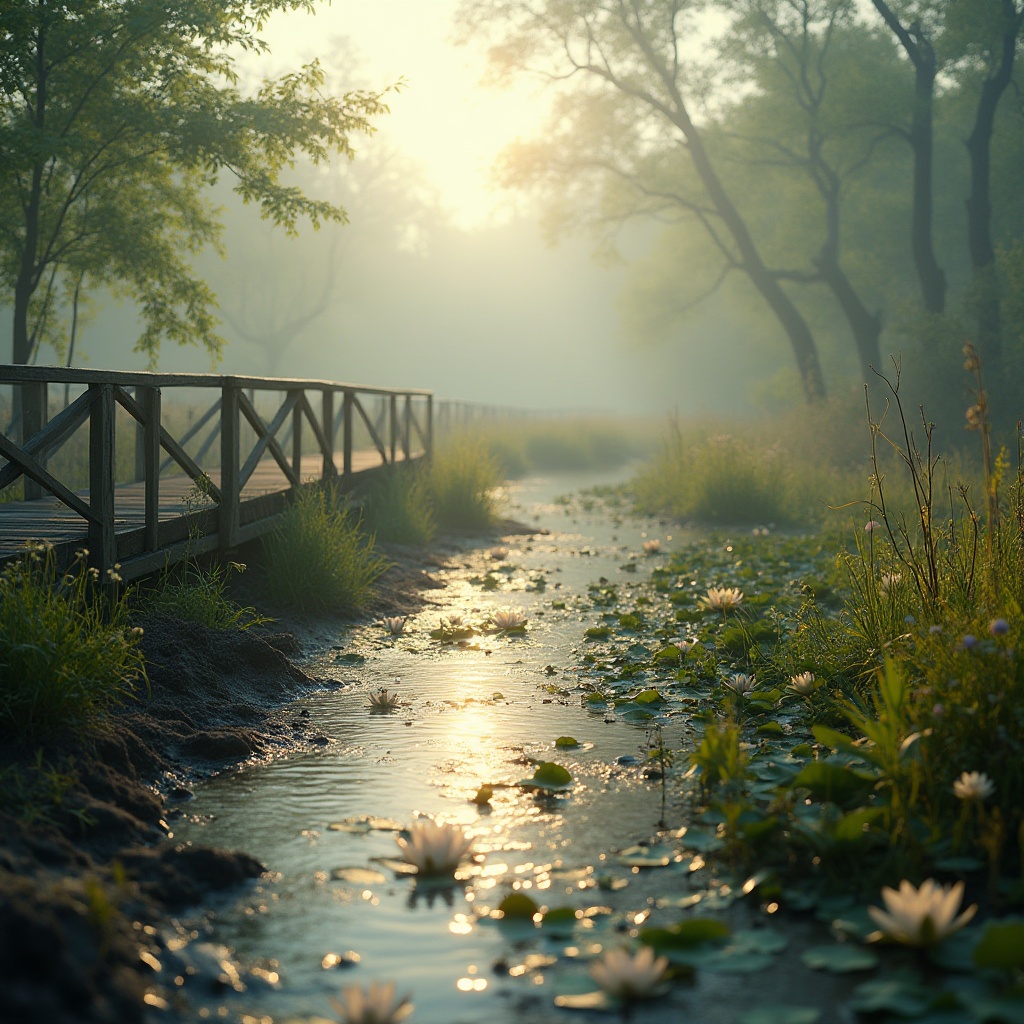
xmin=427 ymin=437 xmax=503 ymax=532
xmin=261 ymin=485 xmax=389 ymax=613
xmin=0 ymin=546 xmax=145 ymax=742
xmin=0 ymin=1 xmax=391 ymax=363
xmin=360 ymin=467 xmax=437 ymax=545
xmin=145 ymin=560 xmax=268 ymax=631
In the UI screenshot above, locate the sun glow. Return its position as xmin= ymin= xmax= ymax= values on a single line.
xmin=263 ymin=0 xmax=550 ymax=229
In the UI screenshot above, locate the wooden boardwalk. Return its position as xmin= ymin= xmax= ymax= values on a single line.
xmin=0 ymin=367 xmax=431 ymax=580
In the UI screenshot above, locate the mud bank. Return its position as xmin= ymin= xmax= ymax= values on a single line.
xmin=0 ymin=537 xmax=469 ymax=1024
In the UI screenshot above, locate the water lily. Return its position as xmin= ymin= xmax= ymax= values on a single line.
xmin=330 ymin=981 xmax=413 ymax=1024
xmin=368 ymin=688 xmax=401 ymax=712
xmin=788 ymin=671 xmax=819 ymax=696
xmin=490 ymin=608 xmax=527 ymax=631
xmin=381 ymin=616 xmax=406 ymax=636
xmin=488 ymin=546 xmax=509 ymax=561
xmin=589 ymin=946 xmax=668 ymax=1001
xmin=724 ymin=673 xmax=757 ymax=696
xmin=868 ymin=878 xmax=977 ymax=947
xmin=953 ymin=770 xmax=994 ymax=802
xmin=642 ymin=539 xmax=661 ymax=554
xmin=879 ymin=572 xmax=901 ymax=593
xmin=395 ymin=820 xmax=473 ymax=876
xmin=701 ymin=586 xmax=744 ymax=613
xmin=865 ymin=520 xmax=882 ymax=532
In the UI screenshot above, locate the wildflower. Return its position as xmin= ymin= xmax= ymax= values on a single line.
xmin=989 ymin=618 xmax=1010 ymax=637
xmin=130 ymin=626 xmax=145 ymax=638
xmin=589 ymin=946 xmax=668 ymax=1001
xmin=443 ymin=614 xmax=464 ymax=628
xmin=329 ymin=981 xmax=413 ymax=1024
xmin=642 ymin=539 xmax=661 ymax=555
xmin=701 ymin=586 xmax=744 ymax=613
xmin=670 ymin=639 xmax=694 ymax=655
xmin=381 ymin=617 xmax=406 ymax=636
xmin=952 ymin=771 xmax=995 ymax=802
xmin=879 ymin=572 xmax=901 ymax=593
xmin=932 ymin=704 xmax=944 ymax=718
xmin=368 ymin=688 xmax=401 ymax=712
xmin=868 ymin=879 xmax=977 ymax=947
xmin=960 ymin=635 xmax=979 ymax=651
xmin=488 ymin=546 xmax=509 ymax=561
xmin=904 ymin=615 xmax=916 ymax=625
xmin=490 ymin=608 xmax=527 ymax=630
xmin=865 ymin=521 xmax=882 ymax=533
xmin=788 ymin=671 xmax=819 ymax=696
xmin=394 ymin=820 xmax=473 ymax=876
xmin=929 ymin=625 xmax=943 ymax=635
xmin=724 ymin=673 xmax=757 ymax=696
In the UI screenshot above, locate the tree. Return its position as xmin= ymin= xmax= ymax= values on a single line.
xmin=0 ymin=0 xmax=390 ymax=432
xmin=458 ymin=0 xmax=828 ymax=402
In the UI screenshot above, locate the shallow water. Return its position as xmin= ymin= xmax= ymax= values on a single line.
xmin=167 ymin=469 xmax=856 ymax=1024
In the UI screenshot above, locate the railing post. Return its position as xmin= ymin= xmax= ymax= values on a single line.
xmin=142 ymin=387 xmax=161 ymax=552
xmin=21 ymin=381 xmax=47 ymax=500
xmin=322 ymin=389 xmax=335 ymax=478
xmin=389 ymin=393 xmax=397 ymax=463
xmin=342 ymin=389 xmax=353 ymax=478
xmin=426 ymin=393 xmax=433 ymax=462
xmin=291 ymin=389 xmax=303 ymax=485
xmin=402 ymin=395 xmax=411 ymax=460
xmin=133 ymin=386 xmax=146 ymax=483
xmin=220 ymin=382 xmax=240 ymax=550
xmin=88 ymin=383 xmax=116 ymax=573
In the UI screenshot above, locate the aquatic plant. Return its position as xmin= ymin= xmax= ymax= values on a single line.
xmin=868 ymin=879 xmax=977 ymax=947
xmin=642 ymin=538 xmax=661 ymax=554
xmin=488 ymin=546 xmax=509 ymax=560
xmin=589 ymin=946 xmax=668 ymax=1001
xmin=394 ymin=820 xmax=473 ymax=876
xmin=490 ymin=608 xmax=527 ymax=631
xmin=787 ymin=671 xmax=819 ymax=696
xmin=701 ymin=586 xmax=744 ymax=613
xmin=329 ymin=981 xmax=413 ymax=1024
xmin=723 ymin=672 xmax=757 ymax=696
xmin=145 ymin=559 xmax=267 ymax=631
xmin=368 ymin=688 xmax=401 ymax=712
xmin=381 ymin=616 xmax=406 ymax=636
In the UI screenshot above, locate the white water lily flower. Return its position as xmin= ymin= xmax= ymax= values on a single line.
xmin=589 ymin=946 xmax=668 ymax=1001
xmin=381 ymin=616 xmax=406 ymax=636
xmin=868 ymin=878 xmax=977 ymax=947
xmin=879 ymin=572 xmax=902 ymax=593
xmin=368 ymin=688 xmax=401 ymax=712
xmin=488 ymin=546 xmax=509 ymax=560
xmin=395 ymin=820 xmax=473 ymax=876
xmin=788 ymin=671 xmax=819 ymax=696
xmin=330 ymin=981 xmax=413 ymax=1024
xmin=724 ymin=673 xmax=757 ymax=696
xmin=952 ymin=770 xmax=995 ymax=802
xmin=642 ymin=538 xmax=661 ymax=554
xmin=491 ymin=608 xmax=527 ymax=630
xmin=701 ymin=586 xmax=744 ymax=612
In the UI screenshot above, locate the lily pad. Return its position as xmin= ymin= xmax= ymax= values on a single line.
xmin=973 ymin=920 xmax=1024 ymax=971
xmin=553 ymin=990 xmax=615 ymax=1012
xmin=328 ymin=815 xmax=403 ymax=833
xmin=616 ymin=844 xmax=675 ymax=868
xmin=498 ymin=893 xmax=539 ymax=919
xmin=738 ymin=1008 xmax=820 ymax=1024
xmin=801 ymin=943 xmax=879 ymax=973
xmin=847 ymin=976 xmax=935 ymax=1016
xmin=519 ymin=761 xmax=573 ymax=793
xmin=555 ymin=736 xmax=580 ymax=748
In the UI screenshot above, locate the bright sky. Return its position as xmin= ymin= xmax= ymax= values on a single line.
xmin=264 ymin=0 xmax=547 ymax=229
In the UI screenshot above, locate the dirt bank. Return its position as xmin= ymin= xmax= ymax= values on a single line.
xmin=0 ymin=537 xmax=464 ymax=1024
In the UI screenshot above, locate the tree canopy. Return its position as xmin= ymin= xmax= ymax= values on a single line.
xmin=0 ymin=0 xmax=391 ymax=370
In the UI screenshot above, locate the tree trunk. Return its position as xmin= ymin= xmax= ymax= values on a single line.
xmin=965 ymin=0 xmax=1018 ymax=361
xmin=816 ymin=253 xmax=883 ymax=382
xmin=871 ymin=1 xmax=946 ymax=316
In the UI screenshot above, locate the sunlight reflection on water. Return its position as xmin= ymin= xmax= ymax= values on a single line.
xmin=170 ymin=466 xmax=701 ymax=1024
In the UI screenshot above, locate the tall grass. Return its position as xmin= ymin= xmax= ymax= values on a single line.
xmin=360 ymin=467 xmax=438 ymax=545
xmin=261 ymin=485 xmax=389 ymax=613
xmin=427 ymin=437 xmax=504 ymax=532
xmin=144 ymin=560 xmax=269 ymax=630
xmin=0 ymin=545 xmax=146 ymax=742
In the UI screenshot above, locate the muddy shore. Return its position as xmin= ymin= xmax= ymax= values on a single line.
xmin=0 ymin=532 xmax=510 ymax=1024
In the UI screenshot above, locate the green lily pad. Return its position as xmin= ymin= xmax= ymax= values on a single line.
xmin=973 ymin=920 xmax=1024 ymax=971
xmin=616 ymin=844 xmax=675 ymax=868
xmin=801 ymin=944 xmax=879 ymax=973
xmin=541 ymin=907 xmax=579 ymax=934
xmin=633 ymin=688 xmax=665 ymax=704
xmin=555 ymin=736 xmax=580 ymax=748
xmin=519 ymin=761 xmax=573 ymax=792
xmin=497 ymin=893 xmax=539 ymax=919
xmin=847 ymin=976 xmax=935 ymax=1016
xmin=328 ymin=815 xmax=403 ymax=833
xmin=792 ymin=761 xmax=876 ymax=806
xmin=738 ymin=1008 xmax=820 ymax=1024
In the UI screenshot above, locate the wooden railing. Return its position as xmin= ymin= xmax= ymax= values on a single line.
xmin=0 ymin=366 xmax=432 ymax=579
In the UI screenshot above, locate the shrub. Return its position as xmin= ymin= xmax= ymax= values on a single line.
xmin=0 ymin=545 xmax=146 ymax=742
xmin=145 ymin=560 xmax=268 ymax=630
xmin=261 ymin=485 xmax=389 ymax=613
xmin=361 ymin=467 xmax=437 ymax=545
xmin=427 ymin=437 xmax=504 ymax=531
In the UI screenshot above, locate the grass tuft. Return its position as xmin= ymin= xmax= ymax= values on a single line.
xmin=145 ymin=560 xmax=269 ymax=631
xmin=427 ymin=437 xmax=504 ymax=532
xmin=361 ymin=467 xmax=438 ymax=545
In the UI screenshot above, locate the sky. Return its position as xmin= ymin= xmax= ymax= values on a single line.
xmin=263 ymin=0 xmax=546 ymax=229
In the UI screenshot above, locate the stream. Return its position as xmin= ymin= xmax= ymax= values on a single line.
xmin=166 ymin=468 xmax=853 ymax=1024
